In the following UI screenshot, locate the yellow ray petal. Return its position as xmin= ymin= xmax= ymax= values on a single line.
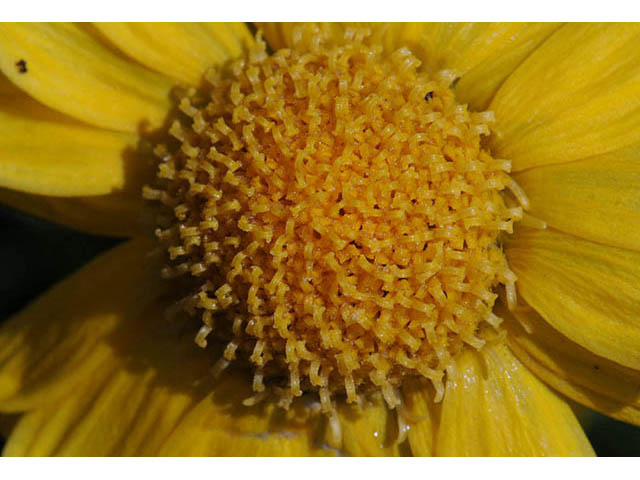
xmin=51 ymin=331 xmax=213 ymax=456
xmin=256 ymin=22 xmax=347 ymax=51
xmin=401 ymin=378 xmax=438 ymax=456
xmin=490 ymin=23 xmax=640 ymax=171
xmin=257 ymin=22 xmax=287 ymax=50
xmin=0 ymin=76 xmax=151 ymax=197
xmin=117 ymin=383 xmax=204 ymax=456
xmin=3 ymin=296 xmax=220 ymax=456
xmin=506 ymin=226 xmax=640 ymax=370
xmin=436 ymin=342 xmax=594 ymax=456
xmin=93 ymin=23 xmax=253 ymax=86
xmin=158 ymin=374 xmax=324 ymax=456
xmin=0 ymin=237 xmax=159 ymax=412
xmin=0 ymin=187 xmax=144 ymax=238
xmin=501 ymin=303 xmax=640 ymax=427
xmin=4 ymin=363 xmax=119 ymax=456
xmin=380 ymin=23 xmax=562 ymax=110
xmin=113 ymin=301 xmax=219 ymax=456
xmin=514 ymin=144 xmax=640 ymax=252
xmin=0 ymin=22 xmax=174 ymax=133
xmin=258 ymin=23 xmax=560 ymax=110
xmin=332 ymin=393 xmax=403 ymax=456
xmin=4 ymin=368 xmax=195 ymax=456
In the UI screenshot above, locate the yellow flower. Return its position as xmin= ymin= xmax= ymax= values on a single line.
xmin=0 ymin=22 xmax=639 ymax=456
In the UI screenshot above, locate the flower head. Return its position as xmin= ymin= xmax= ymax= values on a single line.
xmin=145 ymin=26 xmax=522 ymax=412
xmin=0 ymin=22 xmax=639 ymax=456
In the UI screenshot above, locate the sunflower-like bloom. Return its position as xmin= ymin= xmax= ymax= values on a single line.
xmin=0 ymin=22 xmax=639 ymax=457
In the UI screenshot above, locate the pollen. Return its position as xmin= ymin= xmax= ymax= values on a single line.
xmin=144 ymin=25 xmax=522 ymax=412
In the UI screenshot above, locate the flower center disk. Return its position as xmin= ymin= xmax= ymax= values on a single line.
xmin=144 ymin=26 xmax=520 ymax=411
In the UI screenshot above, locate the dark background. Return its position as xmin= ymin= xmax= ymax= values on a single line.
xmin=1 ymin=203 xmax=639 ymax=456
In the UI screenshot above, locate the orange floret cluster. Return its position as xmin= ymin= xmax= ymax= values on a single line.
xmin=144 ymin=25 xmax=521 ymax=411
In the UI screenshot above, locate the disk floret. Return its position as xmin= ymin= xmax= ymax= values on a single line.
xmin=144 ymin=25 xmax=521 ymax=411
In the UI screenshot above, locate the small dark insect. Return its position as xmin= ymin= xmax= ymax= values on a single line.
xmin=594 ymin=365 xmax=600 ymax=371
xmin=15 ymin=59 xmax=27 ymax=74
xmin=424 ymin=91 xmax=433 ymax=101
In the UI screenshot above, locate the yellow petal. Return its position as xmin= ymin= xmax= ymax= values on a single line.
xmin=93 ymin=23 xmax=253 ymax=86
xmin=0 ymin=187 xmax=144 ymax=238
xmin=490 ymin=23 xmax=640 ymax=171
xmin=117 ymin=383 xmax=204 ymax=456
xmin=257 ymin=22 xmax=287 ymax=50
xmin=514 ymin=144 xmax=640 ymax=252
xmin=0 ymin=23 xmax=174 ymax=133
xmin=0 ymin=75 xmax=151 ymax=197
xmin=49 ymin=367 xmax=155 ymax=456
xmin=158 ymin=373 xmax=323 ymax=456
xmin=401 ymin=378 xmax=438 ymax=456
xmin=333 ymin=394 xmax=403 ymax=456
xmin=114 ymin=302 xmax=219 ymax=456
xmin=4 ymin=366 xmax=203 ymax=456
xmin=3 ymin=295 xmax=222 ymax=456
xmin=436 ymin=342 xmax=594 ymax=456
xmin=256 ymin=22 xmax=347 ymax=50
xmin=501 ymin=303 xmax=640 ymax=427
xmin=507 ymin=227 xmax=640 ymax=370
xmin=0 ymin=237 xmax=159 ymax=412
xmin=4 ymin=363 xmax=120 ymax=456
xmin=380 ymin=23 xmax=561 ymax=110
